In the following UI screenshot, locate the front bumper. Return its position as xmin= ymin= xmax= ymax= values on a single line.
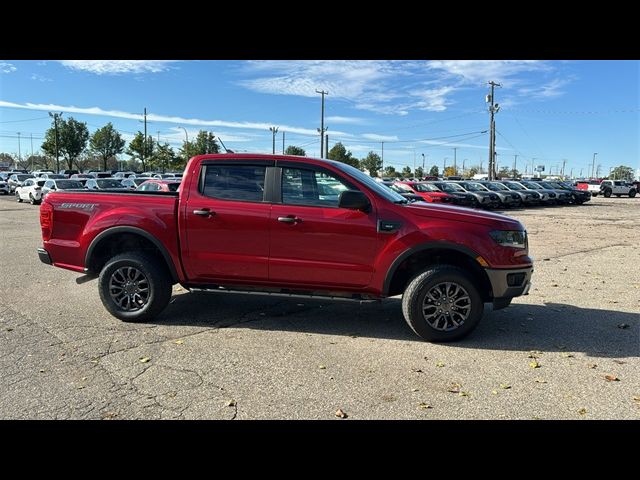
xmin=485 ymin=266 xmax=533 ymax=300
xmin=37 ymin=248 xmax=52 ymax=265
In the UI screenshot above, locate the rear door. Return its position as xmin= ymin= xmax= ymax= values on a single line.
xmin=269 ymin=163 xmax=378 ymax=288
xmin=182 ymin=160 xmax=273 ymax=283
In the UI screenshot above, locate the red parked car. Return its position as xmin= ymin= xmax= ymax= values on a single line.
xmin=37 ymin=154 xmax=533 ymax=342
xmin=136 ymin=179 xmax=181 ymax=192
xmin=396 ymin=181 xmax=454 ymax=203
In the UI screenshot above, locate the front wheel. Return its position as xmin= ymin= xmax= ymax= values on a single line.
xmin=15 ymin=191 xmax=22 ymax=202
xmin=592 ymin=192 xmax=598 ymax=197
xmin=29 ymin=194 xmax=39 ymax=205
xmin=98 ymin=252 xmax=172 ymax=322
xmin=401 ymin=266 xmax=484 ymax=342
xmin=630 ymin=190 xmax=637 ymax=198
xmin=604 ymin=189 xmax=612 ymax=198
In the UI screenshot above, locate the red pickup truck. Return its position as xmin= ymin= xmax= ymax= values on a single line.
xmin=37 ymin=154 xmax=533 ymax=342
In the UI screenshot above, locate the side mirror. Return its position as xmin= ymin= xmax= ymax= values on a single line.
xmin=338 ymin=190 xmax=371 ymax=212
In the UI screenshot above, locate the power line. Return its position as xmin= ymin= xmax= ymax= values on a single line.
xmin=0 ymin=116 xmax=50 ymax=124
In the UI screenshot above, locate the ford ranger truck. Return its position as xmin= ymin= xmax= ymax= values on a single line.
xmin=37 ymin=154 xmax=533 ymax=342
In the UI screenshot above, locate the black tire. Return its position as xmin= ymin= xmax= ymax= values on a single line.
xmin=401 ymin=266 xmax=484 ymax=342
xmin=29 ymin=194 xmax=39 ymax=205
xmin=604 ymin=189 xmax=612 ymax=198
xmin=15 ymin=191 xmax=22 ymax=202
xmin=592 ymin=193 xmax=598 ymax=197
xmin=630 ymin=190 xmax=637 ymax=198
xmin=98 ymin=252 xmax=172 ymax=322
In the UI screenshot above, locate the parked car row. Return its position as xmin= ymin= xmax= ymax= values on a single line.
xmin=577 ymin=179 xmax=637 ymax=198
xmin=379 ymin=179 xmax=592 ymax=210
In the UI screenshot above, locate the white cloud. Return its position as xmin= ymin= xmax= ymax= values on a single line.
xmin=325 ymin=115 xmax=366 ymax=125
xmin=0 ymin=99 xmax=352 ymax=138
xmin=31 ymin=74 xmax=52 ymax=82
xmin=361 ymin=133 xmax=398 ymax=141
xmin=518 ymin=78 xmax=572 ymax=99
xmin=427 ymin=60 xmax=548 ymax=84
xmin=0 ymin=62 xmax=16 ymax=73
xmin=410 ymin=86 xmax=457 ymax=111
xmin=58 ymin=60 xmax=177 ymax=75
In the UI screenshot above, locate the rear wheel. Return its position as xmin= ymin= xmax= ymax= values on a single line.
xmin=630 ymin=190 xmax=637 ymax=198
xmin=29 ymin=193 xmax=39 ymax=205
xmin=604 ymin=189 xmax=612 ymax=198
xmin=15 ymin=191 xmax=22 ymax=202
xmin=401 ymin=266 xmax=484 ymax=342
xmin=98 ymin=252 xmax=172 ymax=322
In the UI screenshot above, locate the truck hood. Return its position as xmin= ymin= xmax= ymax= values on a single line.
xmin=403 ymin=202 xmax=522 ymax=229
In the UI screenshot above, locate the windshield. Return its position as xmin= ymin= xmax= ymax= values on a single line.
xmin=17 ymin=175 xmax=33 ymax=181
xmin=460 ymin=182 xmax=488 ymax=192
xmin=486 ymin=182 xmax=508 ymax=191
xmin=56 ymin=180 xmax=84 ymax=189
xmin=547 ymin=182 xmax=566 ymax=189
xmin=522 ymin=182 xmax=543 ymax=190
xmin=434 ymin=182 xmax=465 ymax=193
xmin=413 ymin=183 xmax=439 ymax=192
xmin=393 ymin=183 xmax=414 ymax=193
xmin=96 ymin=179 xmax=124 ymax=188
xmin=328 ymin=161 xmax=406 ymax=203
xmin=133 ymin=178 xmax=147 ymax=185
xmin=167 ymin=183 xmax=180 ymax=192
xmin=48 ymin=174 xmax=66 ymax=179
xmin=503 ymin=182 xmax=524 ymax=191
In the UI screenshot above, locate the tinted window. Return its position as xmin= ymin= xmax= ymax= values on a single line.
xmin=23 ymin=179 xmax=33 ymax=186
xmin=167 ymin=183 xmax=180 ymax=192
xmin=202 ymin=165 xmax=266 ymax=202
xmin=45 ymin=181 xmax=54 ymax=188
xmin=281 ymin=168 xmax=354 ymax=207
xmin=96 ymin=179 xmax=123 ymax=188
xmin=57 ymin=180 xmax=84 ymax=189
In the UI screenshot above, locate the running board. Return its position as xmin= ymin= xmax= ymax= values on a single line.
xmin=188 ymin=286 xmax=380 ymax=304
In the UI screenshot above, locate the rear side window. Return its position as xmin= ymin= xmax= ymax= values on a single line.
xmin=202 ymin=165 xmax=266 ymax=202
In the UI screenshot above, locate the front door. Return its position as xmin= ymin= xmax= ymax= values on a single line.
xmin=183 ymin=161 xmax=272 ymax=283
xmin=269 ymin=165 xmax=378 ymax=288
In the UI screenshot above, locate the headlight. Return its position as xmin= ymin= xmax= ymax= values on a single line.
xmin=490 ymin=230 xmax=527 ymax=249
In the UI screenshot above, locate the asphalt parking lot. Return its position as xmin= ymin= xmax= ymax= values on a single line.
xmin=0 ymin=194 xmax=638 ymax=419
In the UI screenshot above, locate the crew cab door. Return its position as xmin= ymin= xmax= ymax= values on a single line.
xmin=182 ymin=160 xmax=273 ymax=283
xmin=269 ymin=163 xmax=378 ymax=288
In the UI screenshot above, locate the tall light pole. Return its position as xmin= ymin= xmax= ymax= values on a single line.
xmin=486 ymin=81 xmax=501 ymax=180
xmin=269 ymin=127 xmax=279 ymax=154
xmin=282 ymin=130 xmax=285 ymax=154
xmin=421 ymin=153 xmax=425 ymax=171
xmin=17 ymin=132 xmax=21 ymax=163
xmin=315 ymin=89 xmax=328 ymax=158
xmin=443 ymin=157 xmax=448 ymax=175
xmin=591 ymin=152 xmax=598 ymax=179
xmin=453 ymin=147 xmax=458 ymax=175
xmin=381 ymin=142 xmax=384 ymax=174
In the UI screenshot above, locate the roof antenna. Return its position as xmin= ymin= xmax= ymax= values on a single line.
xmin=217 ymin=136 xmax=234 ymax=153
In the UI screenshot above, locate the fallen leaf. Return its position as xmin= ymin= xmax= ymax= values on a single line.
xmin=613 ymin=360 xmax=626 ymax=365
xmin=458 ymin=391 xmax=469 ymax=397
xmin=604 ymin=375 xmax=620 ymax=382
xmin=499 ymin=384 xmax=512 ymax=390
xmin=528 ymin=350 xmax=542 ymax=358
xmin=633 ymin=396 xmax=640 ymax=404
xmin=551 ymin=284 xmax=559 ymax=287
xmin=543 ymin=258 xmax=550 ymax=261
xmin=491 ymin=390 xmax=498 ymax=395
xmin=587 ymin=363 xmax=597 ymax=369
xmin=560 ymin=352 xmax=574 ymax=358
xmin=101 ymin=411 xmax=118 ymax=420
xmin=578 ymin=408 xmax=587 ymax=416
xmin=174 ymin=339 xmax=184 ymax=345
xmin=335 ymin=408 xmax=348 ymax=419
xmin=411 ymin=388 xmax=420 ymax=392
xmin=139 ymin=357 xmax=150 ymax=363
xmin=411 ymin=368 xmax=424 ymax=373
xmin=226 ymin=400 xmax=237 ymax=407
xmin=618 ymin=324 xmax=630 ymax=329
xmin=329 ymin=376 xmax=334 ymax=380
xmin=318 ymin=365 xmax=326 ymax=370
xmin=435 ymin=361 xmax=445 ymax=368
xmin=529 ymin=361 xmax=541 ymax=369
xmin=534 ymin=378 xmax=547 ymax=383
xmin=417 ymin=402 xmax=432 ymax=410
xmin=39 ymin=369 xmax=45 ymax=373
xmin=6 ymin=328 xmax=13 ymax=332
xmin=447 ymin=383 xmax=462 ymax=393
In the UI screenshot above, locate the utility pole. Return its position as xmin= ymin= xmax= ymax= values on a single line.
xmin=421 ymin=153 xmax=425 ymax=171
xmin=443 ymin=157 xmax=447 ymax=174
xmin=561 ymin=159 xmax=567 ymax=177
xmin=580 ymin=167 xmax=583 ymax=178
xmin=143 ymin=108 xmax=148 ymax=170
xmin=596 ymin=164 xmax=602 ymax=178
xmin=453 ymin=147 xmax=458 ymax=175
xmin=570 ymin=167 xmax=574 ymax=179
xmin=486 ymin=81 xmax=501 ymax=180
xmin=413 ymin=150 xmax=416 ymax=175
xmin=17 ymin=132 xmax=21 ymax=163
xmin=480 ymin=160 xmax=483 ymax=174
xmin=591 ymin=152 xmax=598 ymax=179
xmin=381 ymin=142 xmax=384 ymax=174
xmin=282 ymin=131 xmax=285 ymax=154
xmin=513 ymin=154 xmax=518 ymax=176
xmin=325 ymin=135 xmax=328 ymax=158
xmin=269 ymin=127 xmax=279 ymax=154
xmin=315 ymin=89 xmax=328 ymax=158
xmin=49 ymin=112 xmax=62 ymax=173
xmin=30 ymin=133 xmax=34 ymax=171
xmin=462 ymin=159 xmax=467 ymax=176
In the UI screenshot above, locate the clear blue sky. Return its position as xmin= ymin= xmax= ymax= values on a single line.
xmin=0 ymin=60 xmax=638 ymax=177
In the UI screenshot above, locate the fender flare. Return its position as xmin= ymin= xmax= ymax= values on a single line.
xmin=382 ymin=241 xmax=482 ymax=296
xmin=85 ymin=226 xmax=179 ymax=282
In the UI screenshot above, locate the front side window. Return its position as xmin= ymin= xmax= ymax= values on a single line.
xmin=202 ymin=165 xmax=266 ymax=202
xmin=281 ymin=168 xmax=354 ymax=207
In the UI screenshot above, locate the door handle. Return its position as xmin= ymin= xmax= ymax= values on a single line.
xmin=193 ymin=209 xmax=215 ymax=217
xmin=277 ymin=216 xmax=302 ymax=224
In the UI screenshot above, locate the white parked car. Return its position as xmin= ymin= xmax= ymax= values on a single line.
xmin=0 ymin=179 xmax=9 ymax=195
xmin=15 ymin=178 xmax=46 ymax=204
xmin=42 ymin=179 xmax=86 ymax=198
xmin=599 ymin=180 xmax=637 ymax=198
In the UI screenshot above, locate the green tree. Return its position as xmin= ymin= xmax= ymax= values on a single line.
xmin=360 ymin=151 xmax=383 ymax=177
xmin=182 ymin=130 xmax=219 ymax=160
xmin=42 ymin=116 xmax=89 ymax=171
xmin=443 ymin=166 xmax=458 ymax=177
xmin=327 ymin=142 xmax=359 ymax=168
xmin=429 ymin=165 xmax=439 ymax=177
xmin=90 ymin=123 xmax=126 ymax=172
xmin=149 ymin=143 xmax=177 ymax=173
xmin=498 ymin=166 xmax=511 ymax=178
xmin=384 ymin=165 xmax=397 ymax=177
xmin=126 ymin=132 xmax=155 ymax=172
xmin=0 ymin=153 xmax=15 ymax=168
xmin=468 ymin=166 xmax=479 ymax=177
xmin=414 ymin=166 xmax=424 ymax=178
xmin=610 ymin=165 xmax=634 ymax=181
xmin=401 ymin=166 xmax=412 ymax=178
xmin=285 ymin=145 xmax=306 ymax=156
